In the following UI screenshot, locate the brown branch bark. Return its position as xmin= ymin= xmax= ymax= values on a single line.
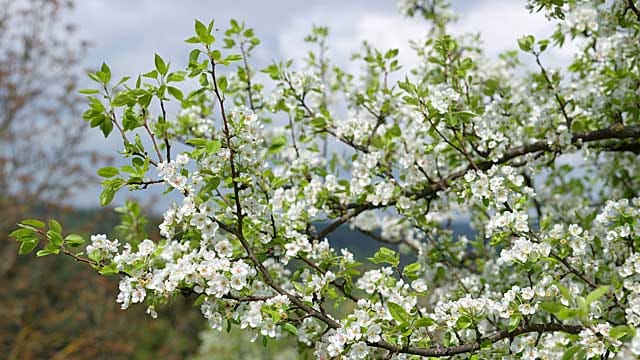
xmin=369 ymin=322 xmax=582 ymax=357
xmin=626 ymin=0 xmax=640 ymax=21
xmin=208 ymin=52 xmax=341 ymax=329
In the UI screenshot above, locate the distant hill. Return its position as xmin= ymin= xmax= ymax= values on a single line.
xmin=321 ymin=220 xmax=475 ymax=265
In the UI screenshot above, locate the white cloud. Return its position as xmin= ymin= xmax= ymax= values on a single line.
xmin=449 ymin=0 xmax=578 ymax=67
xmin=277 ymin=6 xmax=423 ymax=73
xmin=451 ymin=1 xmax=551 ymax=57
xmin=277 ymin=0 xmax=578 ymax=72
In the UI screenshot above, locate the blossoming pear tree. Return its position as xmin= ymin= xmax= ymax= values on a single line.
xmin=10 ymin=0 xmax=640 ymax=358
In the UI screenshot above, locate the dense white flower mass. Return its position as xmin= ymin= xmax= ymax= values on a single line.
xmin=10 ymin=0 xmax=640 ymax=359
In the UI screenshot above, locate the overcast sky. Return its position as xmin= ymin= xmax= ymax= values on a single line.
xmin=65 ymin=0 xmax=574 ymax=210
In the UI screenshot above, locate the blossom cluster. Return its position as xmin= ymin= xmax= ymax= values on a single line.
xmin=14 ymin=1 xmax=640 ymax=359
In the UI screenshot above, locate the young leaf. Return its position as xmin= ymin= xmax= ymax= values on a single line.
xmin=517 ymin=35 xmax=535 ymax=52
xmin=155 ymin=53 xmax=168 ymax=75
xmin=22 ymin=219 xmax=45 ymax=228
xmin=47 ymin=230 xmax=64 ymax=247
xmin=267 ymin=136 xmax=287 ymax=154
xmin=168 ymin=86 xmax=184 ymax=101
xmin=402 ymin=262 xmax=421 ymax=281
xmin=414 ymin=317 xmax=435 ymax=328
xmin=457 ymin=315 xmax=472 ymax=329
xmin=19 ymin=240 xmax=38 ymax=255
xmin=387 ymin=302 xmax=409 ymax=323
xmin=48 ymin=219 xmax=62 ymax=234
xmin=585 ymin=286 xmax=609 ymax=305
xmin=100 ymin=62 xmax=112 ymax=83
xmin=64 ymin=234 xmax=85 ymax=247
xmin=281 ymin=323 xmax=298 ymax=336
xmin=97 ymin=166 xmax=119 ymax=178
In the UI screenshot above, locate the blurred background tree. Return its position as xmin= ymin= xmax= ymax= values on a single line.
xmin=0 ymin=0 xmax=91 ymax=225
xmin=0 ymin=1 xmax=202 ymax=358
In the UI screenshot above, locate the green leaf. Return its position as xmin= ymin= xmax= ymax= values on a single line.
xmin=223 ymin=54 xmax=243 ymax=63
xmin=267 ymin=136 xmax=287 ymax=154
xmin=168 ymin=86 xmax=184 ymax=101
xmin=21 ymin=219 xmax=45 ymax=228
xmin=556 ymin=307 xmax=579 ymax=320
xmin=142 ymin=70 xmax=158 ymax=79
xmin=88 ymin=72 xmax=101 ymax=83
xmin=480 ymin=339 xmax=492 ymax=349
xmin=402 ymin=262 xmax=421 ymax=281
xmin=122 ymin=108 xmax=142 ymax=130
xmin=218 ymin=77 xmax=228 ymax=92
xmin=64 ymin=234 xmax=85 ymax=247
xmin=369 ymin=247 xmax=399 ymax=267
xmin=459 ymin=57 xmax=473 ymax=70
xmin=99 ymin=263 xmax=119 ymax=276
xmin=155 ymin=53 xmax=168 ymax=75
xmin=19 ymin=240 xmax=38 ymax=255
xmin=79 ymin=88 xmax=100 ymax=94
xmin=185 ymin=36 xmax=200 ymax=44
xmin=456 ymin=315 xmax=472 ymax=329
xmin=36 ymin=249 xmax=57 ymax=257
xmin=100 ymin=178 xmax=126 ymax=206
xmin=562 ymin=345 xmax=584 ymax=360
xmin=188 ymin=49 xmax=202 ymax=65
xmin=517 ymin=35 xmax=535 ymax=52
xmin=100 ymin=118 xmax=114 ymax=137
xmin=195 ymin=19 xmax=207 ymax=39
xmin=206 ymin=140 xmax=221 ymax=155
xmin=610 ymin=325 xmax=635 ymax=340
xmin=387 ymin=124 xmax=401 ymax=137
xmin=167 ymin=71 xmax=186 ymax=82
xmin=414 ymin=317 xmax=435 ymax=328
xmin=100 ymin=62 xmax=112 ymax=83
xmin=538 ymin=39 xmax=550 ymax=52
xmin=454 ymin=111 xmax=477 ymax=121
xmin=585 ymin=286 xmax=609 ymax=305
xmin=508 ymin=315 xmax=521 ymax=331
xmin=385 ymin=48 xmax=399 ymax=59
xmin=555 ymin=282 xmax=573 ymax=302
xmin=281 ymin=323 xmax=298 ymax=336
xmin=194 ymin=19 xmax=214 ymax=45
xmin=47 ymin=230 xmax=64 ymax=247
xmin=186 ymin=138 xmax=208 ymax=147
xmin=387 ymin=302 xmax=409 ymax=323
xmin=442 ymin=330 xmax=453 ymax=347
xmin=539 ymin=301 xmax=567 ymax=314
xmin=261 ymin=64 xmax=281 ymax=80
xmin=115 ymin=76 xmax=131 ymax=88
xmin=310 ymin=117 xmax=326 ymax=129
xmin=11 ymin=232 xmax=38 ymax=245
xmin=48 ymin=219 xmax=62 ymax=234
xmin=97 ymin=166 xmax=119 ymax=178
xmin=10 ymin=228 xmax=35 ymax=239
xmin=193 ymin=294 xmax=206 ymax=306
xmin=576 ymin=296 xmax=588 ymax=317
xmin=112 ymin=92 xmax=130 ymax=107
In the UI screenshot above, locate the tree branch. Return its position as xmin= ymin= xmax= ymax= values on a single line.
xmin=369 ymin=322 xmax=582 ymax=357
xmin=208 ymin=51 xmax=340 ymax=329
xmin=626 ymin=0 xmax=640 ymax=21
